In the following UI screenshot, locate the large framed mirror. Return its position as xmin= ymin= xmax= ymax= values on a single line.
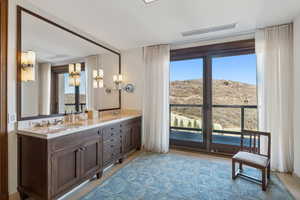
xmin=17 ymin=6 xmax=121 ymax=121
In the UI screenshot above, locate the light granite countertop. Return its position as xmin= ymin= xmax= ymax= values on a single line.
xmin=17 ymin=111 xmax=142 ymax=139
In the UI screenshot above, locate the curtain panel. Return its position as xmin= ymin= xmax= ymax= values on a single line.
xmin=142 ymin=44 xmax=170 ymax=153
xmin=85 ymin=55 xmax=97 ymax=110
xmin=256 ymin=24 xmax=294 ymax=172
xmin=39 ymin=63 xmax=51 ymax=115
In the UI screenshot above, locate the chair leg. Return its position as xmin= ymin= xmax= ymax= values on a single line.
xmin=262 ymin=168 xmax=267 ymax=191
xmin=267 ymin=164 xmax=271 ymax=179
xmin=239 ymin=162 xmax=243 ymax=172
xmin=232 ymin=160 xmax=236 ymax=180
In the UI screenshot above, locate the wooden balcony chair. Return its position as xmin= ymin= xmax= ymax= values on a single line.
xmin=232 ymin=130 xmax=271 ymax=191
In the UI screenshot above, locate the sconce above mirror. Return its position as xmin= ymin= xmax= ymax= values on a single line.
xmin=17 ymin=6 xmax=121 ymax=120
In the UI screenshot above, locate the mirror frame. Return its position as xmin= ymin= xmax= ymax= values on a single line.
xmin=17 ymin=6 xmax=122 ymax=121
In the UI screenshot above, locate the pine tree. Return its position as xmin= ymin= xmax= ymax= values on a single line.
xmin=193 ymin=120 xmax=198 ymax=128
xmin=180 ymin=119 xmax=184 ymax=127
xmin=188 ymin=121 xmax=192 ymax=128
xmin=174 ymin=117 xmax=178 ymax=127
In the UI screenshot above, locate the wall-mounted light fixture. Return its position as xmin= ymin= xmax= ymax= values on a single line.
xmin=68 ymin=63 xmax=81 ymax=86
xmin=113 ymin=74 xmax=123 ymax=90
xmin=111 ymin=74 xmax=134 ymax=93
xmin=93 ymin=69 xmax=104 ymax=88
xmin=21 ymin=50 xmax=36 ymax=82
xmin=93 ymin=55 xmax=104 ymax=88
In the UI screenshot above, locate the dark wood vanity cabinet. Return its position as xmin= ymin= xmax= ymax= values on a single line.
xmin=18 ymin=117 xmax=141 ymax=200
xmin=122 ymin=119 xmax=142 ymax=154
xmin=51 ymin=130 xmax=103 ymax=197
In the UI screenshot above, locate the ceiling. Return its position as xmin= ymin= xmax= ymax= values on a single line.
xmin=26 ymin=0 xmax=300 ymax=50
xmin=22 ymin=11 xmax=116 ymax=64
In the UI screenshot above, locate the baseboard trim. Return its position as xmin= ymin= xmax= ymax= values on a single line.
xmin=9 ymin=192 xmax=19 ymax=200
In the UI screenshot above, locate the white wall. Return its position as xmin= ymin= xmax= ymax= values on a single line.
xmin=8 ymin=0 xmax=19 ymax=194
xmin=21 ymin=65 xmax=39 ymax=117
xmin=85 ymin=54 xmax=120 ymax=111
xmin=121 ymin=48 xmax=145 ymax=110
xmin=293 ymin=15 xmax=300 ymax=177
xmin=94 ymin=54 xmax=119 ymax=110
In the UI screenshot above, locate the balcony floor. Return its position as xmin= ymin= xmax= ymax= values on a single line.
xmin=170 ymin=130 xmax=249 ymax=146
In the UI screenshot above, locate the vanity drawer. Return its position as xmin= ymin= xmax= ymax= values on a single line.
xmin=103 ymin=137 xmax=121 ymax=149
xmin=103 ymin=141 xmax=122 ymax=167
xmin=50 ymin=128 xmax=101 ymax=152
xmin=102 ymin=124 xmax=121 ymax=141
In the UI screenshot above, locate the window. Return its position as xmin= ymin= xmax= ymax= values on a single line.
xmin=51 ymin=64 xmax=86 ymax=114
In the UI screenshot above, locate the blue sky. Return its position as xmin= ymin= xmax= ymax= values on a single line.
xmin=170 ymin=54 xmax=257 ymax=85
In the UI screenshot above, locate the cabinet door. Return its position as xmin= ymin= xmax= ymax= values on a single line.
xmin=81 ymin=138 xmax=102 ymax=179
xmin=122 ymin=126 xmax=133 ymax=154
xmin=132 ymin=122 xmax=141 ymax=149
xmin=52 ymin=146 xmax=80 ymax=196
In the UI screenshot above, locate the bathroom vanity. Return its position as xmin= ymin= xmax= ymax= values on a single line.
xmin=17 ymin=113 xmax=141 ymax=200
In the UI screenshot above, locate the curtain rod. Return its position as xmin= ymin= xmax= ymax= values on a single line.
xmin=257 ymin=22 xmax=293 ymax=30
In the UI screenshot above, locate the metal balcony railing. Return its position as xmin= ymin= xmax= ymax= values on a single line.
xmin=170 ymin=104 xmax=258 ymax=136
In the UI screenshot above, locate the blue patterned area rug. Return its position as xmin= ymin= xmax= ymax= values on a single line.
xmin=81 ymin=153 xmax=294 ymax=200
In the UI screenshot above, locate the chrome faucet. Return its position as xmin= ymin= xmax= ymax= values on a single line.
xmin=112 ymin=110 xmax=121 ymax=115
xmin=53 ymin=119 xmax=63 ymax=125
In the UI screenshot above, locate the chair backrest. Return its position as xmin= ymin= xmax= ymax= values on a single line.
xmin=241 ymin=130 xmax=271 ymax=159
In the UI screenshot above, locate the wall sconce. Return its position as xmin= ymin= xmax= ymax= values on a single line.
xmin=69 ymin=63 xmax=81 ymax=86
xmin=113 ymin=74 xmax=123 ymax=90
xmin=21 ymin=51 xmax=36 ymax=82
xmin=110 ymin=74 xmax=134 ymax=93
xmin=93 ymin=69 xmax=104 ymax=88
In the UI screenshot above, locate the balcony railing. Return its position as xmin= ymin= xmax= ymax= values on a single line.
xmin=170 ymin=104 xmax=258 ymax=148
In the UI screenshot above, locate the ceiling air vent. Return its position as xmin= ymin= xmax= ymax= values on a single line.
xmin=182 ymin=23 xmax=237 ymax=37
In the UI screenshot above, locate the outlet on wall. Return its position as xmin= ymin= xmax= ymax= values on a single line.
xmin=8 ymin=113 xmax=16 ymax=124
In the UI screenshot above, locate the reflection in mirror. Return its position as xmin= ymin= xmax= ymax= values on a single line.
xmin=19 ymin=9 xmax=120 ymax=119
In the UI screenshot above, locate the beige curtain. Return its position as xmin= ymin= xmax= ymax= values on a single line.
xmin=143 ymin=45 xmax=170 ymax=153
xmin=256 ymin=24 xmax=294 ymax=172
xmin=85 ymin=56 xmax=97 ymax=110
xmin=39 ymin=63 xmax=51 ymax=115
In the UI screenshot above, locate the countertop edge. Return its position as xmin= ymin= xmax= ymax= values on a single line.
xmin=17 ymin=115 xmax=142 ymax=140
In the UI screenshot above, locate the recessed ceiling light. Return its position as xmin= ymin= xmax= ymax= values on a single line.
xmin=143 ymin=0 xmax=159 ymax=4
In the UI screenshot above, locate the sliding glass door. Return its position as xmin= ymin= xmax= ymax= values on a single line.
xmin=169 ymin=40 xmax=257 ymax=154
xmin=211 ymin=54 xmax=258 ymax=153
xmin=169 ymin=58 xmax=206 ymax=149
